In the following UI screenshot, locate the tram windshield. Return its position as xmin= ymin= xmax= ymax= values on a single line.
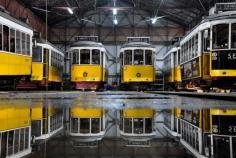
xmin=134 ymin=49 xmax=144 ymax=65
xmin=80 ymin=118 xmax=90 ymax=133
xmin=91 ymin=118 xmax=100 ymax=133
xmin=80 ymin=49 xmax=90 ymax=64
xmin=92 ymin=49 xmax=100 ymax=65
xmin=133 ymin=118 xmax=144 ymax=134
xmin=124 ymin=50 xmax=132 ymax=65
xmin=212 ymin=24 xmax=229 ymax=49
xmin=145 ymin=50 xmax=153 ymax=65
xmin=32 ymin=46 xmax=42 ymax=62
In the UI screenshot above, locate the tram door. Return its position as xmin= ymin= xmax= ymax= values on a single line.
xmin=43 ymin=48 xmax=49 ymax=82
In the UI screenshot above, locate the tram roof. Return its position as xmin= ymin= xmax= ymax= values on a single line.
xmin=0 ymin=10 xmax=32 ymax=30
xmin=181 ymin=11 xmax=236 ymax=45
xmin=70 ymin=41 xmax=104 ymax=48
xmin=36 ymin=38 xmax=64 ymax=56
xmin=121 ymin=42 xmax=155 ymax=49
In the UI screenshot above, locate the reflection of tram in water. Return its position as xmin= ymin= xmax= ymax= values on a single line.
xmin=120 ymin=108 xmax=156 ymax=146
xmin=69 ymin=36 xmax=107 ymax=90
xmin=120 ymin=37 xmax=156 ymax=90
xmin=0 ymin=104 xmax=31 ymax=158
xmin=31 ymin=103 xmax=64 ymax=142
xmin=69 ymin=106 xmax=106 ymax=143
xmin=179 ymin=4 xmax=236 ymax=91
xmin=164 ymin=108 xmax=236 ymax=158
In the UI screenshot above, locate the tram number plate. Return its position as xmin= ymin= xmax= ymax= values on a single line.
xmin=212 ymin=115 xmax=236 ymax=135
xmin=73 ymin=141 xmax=98 ymax=147
xmin=127 ymin=140 xmax=150 ymax=147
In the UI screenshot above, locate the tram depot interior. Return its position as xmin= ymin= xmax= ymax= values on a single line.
xmin=2 ymin=0 xmax=236 ymax=158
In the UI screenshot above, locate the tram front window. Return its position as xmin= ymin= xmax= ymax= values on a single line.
xmin=124 ymin=118 xmax=132 ymax=133
xmin=124 ymin=50 xmax=132 ymax=65
xmin=145 ymin=50 xmax=153 ymax=65
xmin=134 ymin=49 xmax=144 ymax=65
xmin=32 ymin=46 xmax=42 ymax=62
xmin=92 ymin=49 xmax=100 ymax=64
xmin=80 ymin=118 xmax=90 ymax=133
xmin=145 ymin=118 xmax=152 ymax=133
xmin=91 ymin=118 xmax=100 ymax=133
xmin=80 ymin=49 xmax=90 ymax=64
xmin=71 ymin=118 xmax=79 ymax=133
xmin=72 ymin=49 xmax=79 ymax=64
xmin=133 ymin=118 xmax=144 ymax=134
xmin=213 ymin=24 xmax=229 ymax=49
xmin=213 ymin=136 xmax=230 ymax=158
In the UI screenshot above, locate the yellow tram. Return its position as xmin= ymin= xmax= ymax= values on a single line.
xmin=0 ymin=103 xmax=31 ymax=158
xmin=17 ymin=39 xmax=64 ymax=89
xmin=120 ymin=37 xmax=156 ymax=90
xmin=165 ymin=108 xmax=236 ymax=158
xmin=31 ymin=103 xmax=63 ymax=141
xmin=179 ymin=7 xmax=236 ymax=91
xmin=163 ymin=47 xmax=181 ymax=90
xmin=0 ymin=10 xmax=33 ymax=89
xmin=120 ymin=108 xmax=156 ymax=145
xmin=69 ymin=106 xmax=106 ymax=142
xmin=69 ymin=36 xmax=107 ymax=90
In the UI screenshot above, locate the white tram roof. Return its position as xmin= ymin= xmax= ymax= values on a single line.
xmin=36 ymin=38 xmax=64 ymax=57
xmin=163 ymin=47 xmax=180 ymax=59
xmin=70 ymin=41 xmax=105 ymax=49
xmin=0 ymin=11 xmax=33 ymax=35
xmin=180 ymin=11 xmax=236 ymax=45
xmin=121 ymin=42 xmax=155 ymax=50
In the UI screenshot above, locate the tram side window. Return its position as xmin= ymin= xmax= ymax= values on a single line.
xmin=80 ymin=118 xmax=90 ymax=133
xmin=21 ymin=33 xmax=26 ymax=54
xmin=120 ymin=52 xmax=123 ymax=66
xmin=202 ymin=29 xmax=210 ymax=51
xmin=0 ymin=25 xmax=2 ymax=50
xmin=213 ymin=24 xmax=229 ymax=49
xmin=32 ymin=46 xmax=42 ymax=62
xmin=91 ymin=118 xmax=100 ymax=133
xmin=10 ymin=29 xmax=15 ymax=53
xmin=7 ymin=131 xmax=14 ymax=156
xmin=194 ymin=34 xmax=198 ymax=57
xmin=133 ymin=118 xmax=144 ymax=134
xmin=26 ymin=34 xmax=30 ymax=56
xmin=80 ymin=49 xmax=90 ymax=64
xmin=145 ymin=50 xmax=153 ymax=65
xmin=14 ymin=130 xmax=19 ymax=154
xmin=134 ymin=49 xmax=144 ymax=65
xmin=16 ymin=30 xmax=21 ymax=54
xmin=3 ymin=25 xmax=9 ymax=51
xmin=92 ymin=49 xmax=100 ymax=64
xmin=231 ymin=23 xmax=236 ymax=48
xmin=124 ymin=50 xmax=132 ymax=65
xmin=124 ymin=118 xmax=132 ymax=133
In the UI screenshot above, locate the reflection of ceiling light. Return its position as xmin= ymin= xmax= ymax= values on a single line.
xmin=67 ymin=8 xmax=74 ymax=14
xmin=151 ymin=17 xmax=157 ymax=24
xmin=113 ymin=18 xmax=118 ymax=25
xmin=113 ymin=8 xmax=117 ymax=15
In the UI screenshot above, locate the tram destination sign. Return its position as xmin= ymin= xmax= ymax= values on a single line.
xmin=73 ymin=141 xmax=98 ymax=147
xmin=212 ymin=115 xmax=236 ymax=135
xmin=74 ymin=36 xmax=98 ymax=42
xmin=127 ymin=140 xmax=151 ymax=147
xmin=215 ymin=3 xmax=236 ymax=13
xmin=127 ymin=37 xmax=150 ymax=43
